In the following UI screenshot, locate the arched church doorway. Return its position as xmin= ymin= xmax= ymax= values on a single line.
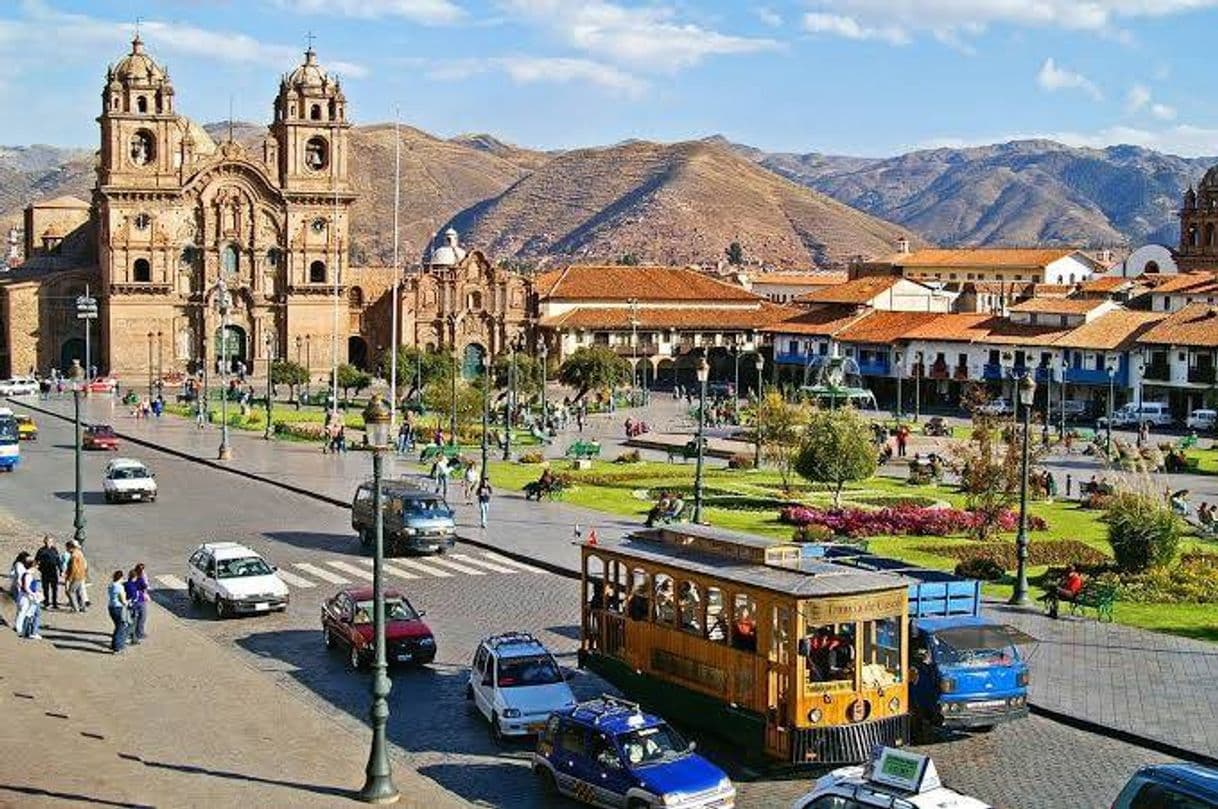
xmin=214 ymin=325 xmax=247 ymax=373
xmin=60 ymin=338 xmax=86 ymax=373
xmin=462 ymin=343 xmax=486 ymax=380
xmin=347 ymin=336 xmax=369 ymax=370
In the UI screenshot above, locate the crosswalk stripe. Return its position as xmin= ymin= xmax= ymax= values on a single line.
xmin=327 ymin=561 xmax=374 ymax=581
xmin=426 ymin=556 xmax=486 ymax=576
xmin=295 ymin=562 xmax=349 ymax=584
xmin=449 ymin=553 xmax=518 ymax=574
xmin=155 ymin=574 xmax=186 ymax=590
xmin=274 ymin=569 xmax=316 ymax=588
xmin=380 ymin=562 xmax=420 ymax=580
xmin=481 ymin=551 xmax=545 ymax=574
xmin=394 ymin=558 xmax=454 ymax=578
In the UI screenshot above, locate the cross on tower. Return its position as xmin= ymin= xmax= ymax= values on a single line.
xmin=306 ymin=31 xmax=315 ymax=51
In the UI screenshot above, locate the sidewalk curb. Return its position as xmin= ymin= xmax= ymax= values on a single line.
xmin=17 ymin=396 xmax=1216 ymax=768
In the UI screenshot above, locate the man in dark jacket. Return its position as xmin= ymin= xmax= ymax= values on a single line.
xmin=34 ymin=535 xmax=62 ymax=609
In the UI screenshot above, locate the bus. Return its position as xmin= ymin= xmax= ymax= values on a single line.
xmin=579 ymin=524 xmax=910 ymax=765
xmin=0 ymin=408 xmax=19 ymax=471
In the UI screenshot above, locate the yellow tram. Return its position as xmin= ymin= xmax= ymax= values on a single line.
xmin=578 ymin=524 xmax=910 ymax=764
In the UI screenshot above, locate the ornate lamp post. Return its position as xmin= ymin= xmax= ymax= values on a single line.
xmin=894 ymin=349 xmax=903 ymax=422
xmin=358 ymin=395 xmax=399 ymax=805
xmin=481 ymin=357 xmax=490 ymax=479
xmin=156 ymin=330 xmax=163 ymax=397
xmin=146 ymin=331 xmax=154 ymax=397
xmin=216 ymin=279 xmax=232 ymax=461
xmin=914 ymin=350 xmax=923 ymax=422
xmin=264 ymin=332 xmax=275 ymax=440
xmin=1042 ymin=353 xmax=1052 ymax=447
xmin=692 ymin=356 xmax=710 ymax=524
xmin=539 ymin=342 xmax=549 ymax=440
xmin=1106 ymin=361 xmax=1116 ymax=455
xmin=449 ymin=349 xmax=458 ymax=446
xmin=72 ymin=374 xmax=86 ymax=546
xmin=753 ymin=354 xmax=765 ymax=470
xmin=628 ymin=297 xmax=640 ymax=404
xmin=1010 ymin=373 xmax=1036 ymax=606
xmin=305 ymin=335 xmax=313 ymax=400
xmin=1059 ymin=355 xmax=1069 ymax=438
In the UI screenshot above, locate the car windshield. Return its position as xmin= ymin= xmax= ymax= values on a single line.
xmin=216 ymin=556 xmax=273 ymax=579
xmin=109 ymin=467 xmax=148 ymax=480
xmin=617 ymin=724 xmax=690 ymax=766
xmin=91 ymin=426 xmax=115 ymax=436
xmin=405 ymin=497 xmax=450 ymax=518
xmin=932 ymin=626 xmax=1018 ymax=668
xmin=0 ymin=419 xmax=16 ymax=442
xmin=352 ymin=599 xmax=417 ymax=624
xmin=497 ymin=654 xmax=563 ymax=687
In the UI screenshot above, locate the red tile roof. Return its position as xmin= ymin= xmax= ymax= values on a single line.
xmin=539 ymin=302 xmax=795 ymax=330
xmin=834 ymin=311 xmax=943 ymax=344
xmin=1138 ymin=303 xmax=1218 ymax=348
xmin=1080 ymin=276 xmax=1132 ymax=293
xmin=899 ymin=314 xmax=997 ymax=343
xmin=797 ymin=276 xmax=900 ymax=304
xmin=537 ymin=265 xmax=761 ymax=302
xmin=1144 ymin=272 xmax=1218 ymax=295
xmin=762 ymin=305 xmax=865 ymax=337
xmin=1055 ymin=310 xmax=1164 ymax=350
xmin=1008 ymin=298 xmax=1108 ymax=315
xmin=750 ymin=271 xmax=846 ymax=286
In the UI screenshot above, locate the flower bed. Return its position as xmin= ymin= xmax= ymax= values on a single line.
xmin=917 ymin=540 xmax=1106 ymax=569
xmin=1112 ymin=553 xmax=1218 ymax=604
xmin=779 ymin=504 xmax=1047 ymax=537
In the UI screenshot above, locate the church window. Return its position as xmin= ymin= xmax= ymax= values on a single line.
xmin=348 ymin=286 xmax=364 ymax=309
xmin=329 ymin=99 xmax=337 ymax=120
xmin=155 ymin=94 xmax=163 ymax=114
xmin=304 ymin=136 xmax=329 ymax=171
xmin=129 ymin=130 xmax=155 ymax=166
xmin=133 ymin=258 xmax=151 ymax=283
xmin=310 ymin=260 xmax=327 ymax=283
xmin=265 ymin=247 xmax=282 ymax=268
xmin=136 ymin=96 xmax=147 ymax=114
xmin=467 ymin=291 xmax=483 ymax=310
xmin=311 ymin=217 xmax=327 ymax=234
xmin=221 ymin=244 xmax=239 ymax=276
xmin=133 ymin=212 xmax=151 ymax=231
xmin=310 ymin=104 xmax=322 ymax=121
xmin=1207 ymin=223 xmax=1216 ymax=247
xmin=1191 ymin=227 xmax=1200 ymax=248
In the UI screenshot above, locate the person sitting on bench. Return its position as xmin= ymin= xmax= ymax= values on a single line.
xmin=1042 ymin=565 xmax=1085 ymax=619
xmin=525 ymin=468 xmax=558 ymax=501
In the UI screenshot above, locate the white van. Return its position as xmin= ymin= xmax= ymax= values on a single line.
xmin=1187 ymin=409 xmax=1217 ymax=431
xmin=1111 ymin=402 xmax=1173 ymax=427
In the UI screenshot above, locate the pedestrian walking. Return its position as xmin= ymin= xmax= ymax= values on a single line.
xmin=34 ymin=535 xmax=62 ymax=610
xmin=477 ymin=478 xmax=493 ymax=529
xmin=432 ymin=454 xmax=450 ymax=499
xmin=1065 ymin=473 xmax=1073 ymax=500
xmin=124 ymin=564 xmax=149 ymax=643
xmin=19 ymin=579 xmax=43 ymax=639
xmin=396 ymin=422 xmax=410 ymax=454
xmin=107 ymin=570 xmax=129 ymax=654
xmin=463 ymin=461 xmax=478 ymax=505
xmin=64 ymin=541 xmax=88 ymax=613
xmin=895 ymin=425 xmax=909 ymax=458
xmin=9 ymin=551 xmax=34 ymax=634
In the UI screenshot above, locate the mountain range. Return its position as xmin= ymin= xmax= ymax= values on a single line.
xmin=3 ymin=126 xmax=1214 ymax=269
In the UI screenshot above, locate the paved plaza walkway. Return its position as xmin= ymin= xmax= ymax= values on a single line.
xmin=12 ymin=392 xmax=1218 ymax=763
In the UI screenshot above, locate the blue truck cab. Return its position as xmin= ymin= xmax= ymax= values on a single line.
xmin=823 ymin=548 xmax=1030 ymax=732
xmin=533 ymin=696 xmax=736 ymax=809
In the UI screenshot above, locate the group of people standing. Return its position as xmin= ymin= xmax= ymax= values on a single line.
xmin=8 ymin=536 xmax=148 ymax=653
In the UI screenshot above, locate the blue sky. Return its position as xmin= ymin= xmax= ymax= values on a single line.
xmin=3 ymin=0 xmax=1218 ymax=157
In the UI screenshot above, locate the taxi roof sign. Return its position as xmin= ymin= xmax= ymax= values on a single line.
xmin=867 ymin=747 xmax=941 ymax=794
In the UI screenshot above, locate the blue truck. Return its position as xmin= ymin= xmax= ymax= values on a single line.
xmin=822 ymin=547 xmax=1030 ymax=735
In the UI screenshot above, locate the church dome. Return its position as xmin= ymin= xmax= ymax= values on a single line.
xmin=284 ymin=48 xmax=329 ymax=89
xmin=112 ymin=35 xmax=166 ymax=84
xmin=429 ymin=227 xmax=467 ymax=268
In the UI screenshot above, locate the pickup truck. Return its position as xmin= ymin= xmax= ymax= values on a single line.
xmin=824 ymin=548 xmax=1030 ymax=735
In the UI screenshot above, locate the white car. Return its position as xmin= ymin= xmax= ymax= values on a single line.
xmin=790 ymin=748 xmax=990 ymax=809
xmin=977 ymin=398 xmax=1013 ymax=416
xmin=0 ymin=378 xmax=38 ymax=396
xmin=1187 ymin=409 xmax=1217 ymax=431
xmin=186 ymin=542 xmax=289 ymax=619
xmin=467 ymin=632 xmax=576 ymax=739
xmin=102 ymin=458 xmax=157 ymax=503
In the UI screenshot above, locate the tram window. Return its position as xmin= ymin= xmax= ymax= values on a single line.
xmin=730 ymin=594 xmax=757 ymax=652
xmin=678 ymin=581 xmax=701 ymax=635
xmin=860 ymin=617 xmax=903 ymax=689
xmin=771 ymin=607 xmax=791 ymax=665
xmin=803 ymin=623 xmax=855 ymax=689
xmin=588 ymin=580 xmax=618 ymax=612
xmin=628 ymin=569 xmax=650 ymax=621
xmin=654 ymin=574 xmax=675 ymax=625
xmin=705 ymin=587 xmax=727 ymax=643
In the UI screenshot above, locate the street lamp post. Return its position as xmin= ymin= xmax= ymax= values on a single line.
xmin=1106 ymin=362 xmax=1116 ymax=455
xmin=481 ymin=358 xmax=490 ymax=478
xmin=146 ymin=331 xmax=154 ymax=397
xmin=264 ymin=333 xmax=275 ymax=440
xmin=216 ymin=279 xmax=232 ymax=461
xmin=156 ymin=330 xmax=163 ymax=398
xmin=894 ymin=350 xmax=903 ymax=422
xmin=503 ymin=336 xmax=520 ymax=461
xmin=1042 ymin=354 xmax=1051 ymax=447
xmin=693 ymin=356 xmax=710 ymax=524
xmin=914 ymin=351 xmax=922 ymax=422
xmin=305 ymin=335 xmax=312 ymax=400
xmin=1059 ymin=357 xmax=1068 ymax=439
xmin=1009 ymin=373 xmax=1036 ymax=606
xmin=357 ymin=395 xmax=399 ymax=805
xmin=539 ymin=343 xmax=549 ymax=440
xmin=628 ymin=297 xmax=639 ymax=405
xmin=73 ymin=382 xmax=86 ymax=546
xmin=753 ymin=354 xmax=765 ymax=470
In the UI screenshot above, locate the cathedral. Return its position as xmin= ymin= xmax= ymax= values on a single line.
xmin=1179 ymin=166 xmax=1218 ymax=272
xmin=0 ymin=36 xmax=532 ymax=382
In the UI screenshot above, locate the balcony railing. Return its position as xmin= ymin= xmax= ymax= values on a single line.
xmin=774 ymin=350 xmax=807 ymax=366
xmin=1143 ymin=363 xmax=1171 ymax=382
xmin=1189 ymin=366 xmax=1216 ymax=384
xmin=928 ymin=363 xmax=950 ymax=380
xmin=953 ymin=365 xmax=969 ymax=380
xmin=857 ymin=359 xmax=890 ymax=377
xmin=982 ymin=363 xmax=1003 ymax=380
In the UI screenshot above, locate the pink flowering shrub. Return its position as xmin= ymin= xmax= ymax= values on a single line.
xmin=779 ymin=504 xmax=1046 ymax=538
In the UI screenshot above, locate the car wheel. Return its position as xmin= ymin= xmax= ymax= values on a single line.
xmin=349 ymin=643 xmax=363 ymax=671
xmin=465 ymin=683 xmax=474 ymax=701
xmin=535 ymin=767 xmax=557 ymax=795
xmin=187 ymin=581 xmax=199 ymax=607
xmin=490 ymin=714 xmax=504 ymax=742
xmin=214 ymin=596 xmax=227 ymax=620
xmin=324 ymin=627 xmax=334 ymax=649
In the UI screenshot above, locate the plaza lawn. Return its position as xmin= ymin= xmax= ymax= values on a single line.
xmin=480 ymin=458 xmax=1216 ymax=642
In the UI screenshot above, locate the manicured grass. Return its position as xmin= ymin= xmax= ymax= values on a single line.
xmin=1185 ymin=448 xmax=1218 ymax=476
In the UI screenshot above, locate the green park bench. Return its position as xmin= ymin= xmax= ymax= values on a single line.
xmin=419 ymin=444 xmax=462 ymax=464
xmin=1069 ymin=582 xmax=1117 ymax=623
xmin=666 ymin=439 xmax=708 ymax=464
xmin=1179 ymin=434 xmax=1199 ymax=450
xmin=566 ymin=440 xmax=601 ymax=460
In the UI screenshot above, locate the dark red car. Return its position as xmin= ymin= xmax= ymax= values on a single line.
xmin=82 ymin=424 xmax=119 ymax=451
xmin=321 ymin=586 xmax=436 ymax=670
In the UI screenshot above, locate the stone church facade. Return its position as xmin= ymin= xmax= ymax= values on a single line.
xmin=1179 ymin=166 xmax=1218 ymax=272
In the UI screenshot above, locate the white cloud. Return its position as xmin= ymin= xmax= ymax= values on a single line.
xmin=802 ymin=0 xmax=1218 ymax=46
xmin=1151 ymin=103 xmax=1177 ymax=121
xmin=499 ymin=0 xmax=781 ymax=73
xmin=1126 ymin=83 xmax=1151 ymax=112
xmin=802 ymin=12 xmax=909 ymax=45
xmin=755 ymin=6 xmax=783 ymax=27
xmin=919 ymin=124 xmax=1218 ymax=158
xmin=1036 ymin=57 xmax=1102 ymax=100
xmin=425 ymin=55 xmax=646 ymax=95
xmin=268 ymin=0 xmax=464 ymax=25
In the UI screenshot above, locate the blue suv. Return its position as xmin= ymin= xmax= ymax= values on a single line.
xmin=1113 ymin=763 xmax=1218 ymax=808
xmin=533 ymin=696 xmax=736 ymax=809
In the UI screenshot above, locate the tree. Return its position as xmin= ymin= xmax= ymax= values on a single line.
xmin=794 ymin=407 xmax=877 ymax=506
xmin=725 ymin=241 xmax=745 ymax=266
xmin=421 ymin=377 xmax=484 ymax=428
xmin=954 ymin=415 xmax=1021 ymax=540
xmin=270 ymin=360 xmax=308 ymax=401
xmin=558 ymin=346 xmax=630 ymax=401
xmin=1106 ymin=492 xmax=1181 ymax=572
xmin=755 ymin=390 xmax=810 ymax=489
xmin=378 ymin=346 xmax=452 ymax=397
xmin=492 ymin=352 xmax=542 ymax=402
xmin=334 ymin=364 xmax=372 ymax=400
